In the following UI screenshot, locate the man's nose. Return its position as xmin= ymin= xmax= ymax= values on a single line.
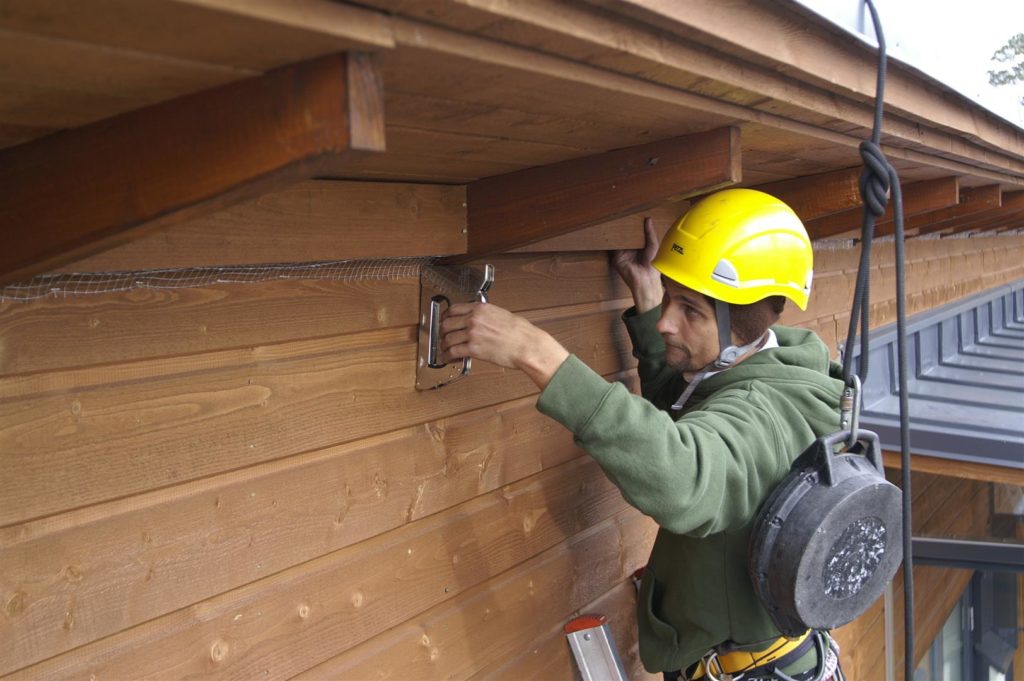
xmin=655 ymin=310 xmax=676 ymax=335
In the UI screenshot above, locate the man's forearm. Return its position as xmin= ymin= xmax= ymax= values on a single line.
xmin=630 ymin=280 xmax=663 ymax=314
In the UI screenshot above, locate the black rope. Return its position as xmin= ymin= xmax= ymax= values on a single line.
xmin=842 ymin=2 xmax=914 ymax=678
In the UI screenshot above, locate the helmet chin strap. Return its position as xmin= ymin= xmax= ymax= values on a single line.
xmin=713 ymin=299 xmax=754 ymax=369
xmin=671 ymin=299 xmax=768 ymax=411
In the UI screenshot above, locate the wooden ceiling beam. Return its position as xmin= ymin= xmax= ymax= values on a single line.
xmin=803 ymin=177 xmax=960 ymax=240
xmin=942 ymin=192 xmax=1024 ymax=236
xmin=753 ymin=167 xmax=863 ymax=222
xmin=910 ymin=185 xmax=1002 ymax=236
xmin=462 ymin=126 xmax=740 ymax=258
xmin=0 ymin=52 xmax=385 ymax=286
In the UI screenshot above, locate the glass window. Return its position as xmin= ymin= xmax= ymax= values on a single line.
xmin=941 ymin=599 xmax=966 ymax=680
xmin=915 ymin=586 xmax=971 ymax=681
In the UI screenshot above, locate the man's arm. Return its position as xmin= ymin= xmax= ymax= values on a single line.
xmin=440 ymin=216 xmax=666 ymax=392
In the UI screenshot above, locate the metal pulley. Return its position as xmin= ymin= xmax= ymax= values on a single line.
xmin=748 ymin=429 xmax=903 ymax=636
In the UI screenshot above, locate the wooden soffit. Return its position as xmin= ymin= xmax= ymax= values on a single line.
xmin=0 ymin=52 xmax=385 ymax=286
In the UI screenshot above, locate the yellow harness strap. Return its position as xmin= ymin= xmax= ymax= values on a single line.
xmin=689 ymin=630 xmax=811 ymax=679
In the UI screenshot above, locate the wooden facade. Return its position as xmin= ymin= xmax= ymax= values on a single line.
xmin=1 ymin=1 xmax=1023 ymax=679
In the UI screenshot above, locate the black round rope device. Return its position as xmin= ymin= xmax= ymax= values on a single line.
xmin=841 ymin=2 xmax=914 ymax=678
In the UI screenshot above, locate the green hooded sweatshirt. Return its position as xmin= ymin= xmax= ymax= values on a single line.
xmin=536 ymin=306 xmax=844 ymax=673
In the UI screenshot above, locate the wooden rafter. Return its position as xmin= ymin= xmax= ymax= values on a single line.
xmin=803 ymin=177 xmax=960 ymax=240
xmin=462 ymin=126 xmax=740 ymax=257
xmin=943 ymin=192 xmax=1024 ymax=236
xmin=754 ymin=167 xmax=863 ymax=221
xmin=0 ymin=52 xmax=385 ymax=286
xmin=910 ymin=185 xmax=1002 ymax=236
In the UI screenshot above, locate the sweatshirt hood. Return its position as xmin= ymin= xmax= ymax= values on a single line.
xmin=689 ymin=325 xmax=844 ymax=401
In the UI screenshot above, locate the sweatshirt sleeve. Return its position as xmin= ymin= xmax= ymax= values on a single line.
xmin=537 ymin=355 xmax=786 ymax=536
xmin=622 ymin=305 xmax=686 ymax=410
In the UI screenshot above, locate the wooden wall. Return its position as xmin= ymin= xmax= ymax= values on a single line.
xmin=2 ymin=185 xmax=1023 ymax=679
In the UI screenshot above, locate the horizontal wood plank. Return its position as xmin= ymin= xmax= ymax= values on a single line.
xmin=0 ymin=278 xmax=420 ymax=377
xmin=0 ymin=0 xmax=393 ymax=72
xmin=0 ymin=376 xmax=645 ymax=672
xmin=464 ymin=126 xmax=740 ymax=256
xmin=295 ymin=508 xmax=656 ymax=680
xmin=475 ymin=577 xmax=659 ymax=681
xmin=62 ymin=181 xmax=467 ymax=272
xmin=0 ymin=302 xmax=634 ymax=525
xmin=0 ymin=52 xmax=384 ymax=285
xmin=0 ymin=252 xmax=631 ymax=377
xmin=883 ymin=451 xmax=1023 ymax=486
xmin=0 ymin=26 xmax=254 ymax=129
xmin=370 ymin=0 xmax=1024 ymax=180
xmin=7 ymin=456 xmax=631 ymax=680
xmin=591 ymin=0 xmax=1024 ymax=162
xmin=510 ymin=201 xmax=682 ymax=253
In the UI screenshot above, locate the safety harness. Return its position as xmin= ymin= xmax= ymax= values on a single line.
xmin=680 ymin=630 xmax=843 ymax=681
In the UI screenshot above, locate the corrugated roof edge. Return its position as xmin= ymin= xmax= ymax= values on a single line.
xmin=852 ymin=280 xmax=1024 ymax=470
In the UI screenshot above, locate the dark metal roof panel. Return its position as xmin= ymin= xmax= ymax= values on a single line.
xmin=853 ymin=282 xmax=1024 ymax=470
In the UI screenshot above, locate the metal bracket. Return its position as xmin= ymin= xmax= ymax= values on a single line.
xmin=415 ymin=263 xmax=494 ymax=391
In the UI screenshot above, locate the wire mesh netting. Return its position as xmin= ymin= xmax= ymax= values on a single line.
xmin=0 ymin=257 xmax=438 ymax=303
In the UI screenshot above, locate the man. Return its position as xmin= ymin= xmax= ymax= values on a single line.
xmin=440 ymin=189 xmax=846 ymax=680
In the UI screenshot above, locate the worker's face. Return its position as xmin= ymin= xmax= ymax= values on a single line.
xmin=655 ymin=278 xmax=723 ymax=375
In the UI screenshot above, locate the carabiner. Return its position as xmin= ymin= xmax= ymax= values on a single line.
xmin=839 ymin=374 xmax=862 ymax=449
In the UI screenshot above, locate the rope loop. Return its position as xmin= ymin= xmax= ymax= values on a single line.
xmin=858 ymin=140 xmax=890 ymax=218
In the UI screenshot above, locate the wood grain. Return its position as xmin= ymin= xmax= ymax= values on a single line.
xmin=0 ymin=52 xmax=384 ymax=285
xmin=465 ymin=126 xmax=740 ymax=256
xmin=0 ymin=379 xmax=641 ymax=672
xmin=510 ymin=202 xmax=682 ymax=253
xmin=295 ymin=508 xmax=656 ymax=681
xmin=910 ymin=185 xmax=1002 ymax=235
xmin=755 ymin=166 xmax=863 ymax=221
xmin=475 ymin=576 xmax=660 ymax=681
xmin=6 ymin=456 xmax=631 ymax=680
xmin=62 ymin=181 xmax=468 ymax=272
xmin=804 ymin=177 xmax=961 ymax=239
xmin=883 ymin=451 xmax=1023 ymax=486
xmin=0 ymin=27 xmax=253 ymax=128
xmin=0 ymin=303 xmax=634 ymax=525
xmin=0 ymin=0 xmax=393 ymax=71
xmin=0 ymin=252 xmax=631 ymax=377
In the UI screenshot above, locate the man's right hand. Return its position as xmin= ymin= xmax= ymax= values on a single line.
xmin=612 ymin=216 xmax=664 ymax=313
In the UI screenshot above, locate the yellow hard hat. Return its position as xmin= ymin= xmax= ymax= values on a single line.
xmin=652 ymin=188 xmax=813 ymax=310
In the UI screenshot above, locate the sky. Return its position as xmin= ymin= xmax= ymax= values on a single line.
xmin=796 ymin=0 xmax=1024 ymax=127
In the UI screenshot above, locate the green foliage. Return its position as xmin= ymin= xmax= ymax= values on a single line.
xmin=988 ymin=33 xmax=1024 ymax=87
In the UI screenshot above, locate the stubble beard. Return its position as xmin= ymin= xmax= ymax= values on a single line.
xmin=663 ymin=342 xmax=696 ymax=373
